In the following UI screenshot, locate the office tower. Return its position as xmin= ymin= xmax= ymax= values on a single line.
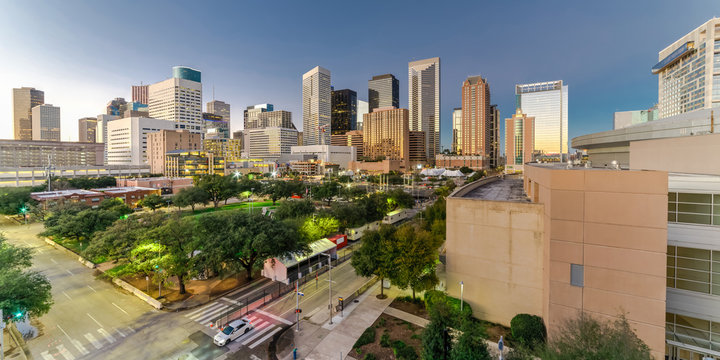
xmin=203 ymin=112 xmax=229 ymax=139
xmin=409 ymin=131 xmax=426 ymax=165
xmin=331 ymin=130 xmax=363 ymax=158
xmin=12 ymin=87 xmax=44 ymax=140
xmin=124 ymin=102 xmax=149 ymax=118
xmin=147 ymin=130 xmax=202 ymax=174
xmin=489 ymin=104 xmax=500 ymax=168
xmin=31 ymin=104 xmax=60 ymax=141
xmin=515 ymin=80 xmax=568 ymax=159
xmin=148 ymin=66 xmax=203 ymax=134
xmin=504 ymin=108 xmax=534 ymax=172
xmin=368 ymin=74 xmax=399 ymax=112
xmin=207 ymin=100 xmax=231 ymax=125
xmin=132 ymin=85 xmax=149 ymax=104
xmin=96 ymin=114 xmax=119 ymax=164
xmin=356 ymin=100 xmax=369 ymax=131
xmin=257 ymin=110 xmax=294 ymax=129
xmin=408 ymin=57 xmax=440 ymax=161
xmin=363 ymin=107 xmax=409 ymax=163
xmin=245 ymin=127 xmax=298 ymax=159
xmin=297 ymin=132 xmax=303 ymax=146
xmin=331 ymin=89 xmax=357 ymax=134
xmin=654 ymin=18 xmax=720 ymax=118
xmin=460 ymin=76 xmax=491 ymax=157
xmin=78 ymin=117 xmax=98 ymax=143
xmin=204 ymin=138 xmax=243 ymax=163
xmin=106 ymin=97 xmax=128 ymax=116
xmin=165 ymin=151 xmax=224 ymax=177
xmin=452 ymin=108 xmax=462 ymax=154
xmin=106 ymin=117 xmax=176 ymax=166
xmin=244 ymin=104 xmax=274 ymax=129
xmin=302 ymin=66 xmax=331 ymax=146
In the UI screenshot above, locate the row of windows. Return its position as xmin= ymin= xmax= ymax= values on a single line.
xmin=668 ymin=192 xmax=720 ymax=226
xmin=667 ymin=312 xmax=720 ymax=352
xmin=667 ymin=245 xmax=720 ymax=295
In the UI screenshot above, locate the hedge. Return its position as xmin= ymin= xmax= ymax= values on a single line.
xmin=510 ymin=313 xmax=546 ymax=349
xmin=423 ymin=290 xmax=472 ymax=326
xmin=354 ymin=326 xmax=376 ymax=349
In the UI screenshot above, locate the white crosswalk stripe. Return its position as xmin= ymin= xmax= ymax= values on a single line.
xmin=70 ymin=338 xmax=89 ymax=355
xmin=187 ymin=302 xmax=226 ymax=320
xmin=185 ymin=302 xmax=223 ymax=318
xmin=84 ymin=333 xmax=103 ymax=349
xmin=98 ymin=328 xmax=116 ymax=343
xmin=194 ymin=304 xmax=230 ymax=324
xmin=56 ymin=344 xmax=75 ymax=360
xmin=255 ymin=309 xmax=294 ymax=325
xmin=249 ymin=326 xmax=282 ymax=349
xmin=242 ymin=322 xmax=274 ymax=345
xmin=221 ymin=297 xmax=243 ymax=306
xmin=116 ymin=328 xmax=126 ymax=337
xmin=40 ymin=351 xmax=54 ymax=360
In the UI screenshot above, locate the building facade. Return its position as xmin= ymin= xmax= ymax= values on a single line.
xmin=302 ymin=66 xmax=331 ymax=146
xmin=614 ymin=106 xmax=659 ymax=130
xmin=408 ymin=57 xmax=440 ymax=161
xmin=245 ymin=127 xmax=298 ymax=159
xmin=0 ymin=140 xmax=104 ymax=167
xmin=460 ymin=76 xmax=491 ymax=157
xmin=96 ymin=114 xmax=118 ymax=164
xmin=204 ymin=138 xmax=243 ymax=163
xmin=368 ymin=74 xmax=399 ymax=113
xmin=203 ymin=112 xmax=229 ymax=139
xmin=106 ymin=98 xmax=127 ymax=116
xmin=489 ymin=104 xmax=500 ymax=168
xmin=504 ymin=108 xmax=535 ymax=173
xmin=148 ymin=66 xmax=203 ymax=134
xmin=408 ymin=131 xmax=426 ymax=165
xmin=132 ymin=85 xmax=149 ymax=104
xmin=107 ymin=117 xmax=176 ymax=166
xmin=116 ymin=177 xmax=193 ymax=195
xmin=516 ymin=80 xmax=568 ymax=160
xmin=290 ymin=145 xmax=356 ymax=169
xmin=331 ymin=130 xmax=364 ymax=159
xmin=435 ymin=154 xmax=485 ymax=170
xmin=356 ymin=100 xmax=369 ymax=131
xmin=331 ymin=89 xmax=357 ymax=134
xmin=165 ymin=150 xmax=224 ymax=178
xmin=452 ymin=108 xmax=462 ymax=154
xmin=31 ymin=104 xmax=61 ymax=141
xmin=147 ymin=130 xmax=202 ymax=174
xmin=256 ymin=110 xmax=294 ymax=129
xmin=13 ymin=87 xmax=44 ymax=140
xmin=363 ymin=107 xmax=410 ymax=163
xmin=654 ymin=18 xmax=720 ymax=118
xmin=244 ymin=104 xmax=273 ymax=130
xmin=207 ymin=100 xmax=230 ymax=125
xmin=0 ymin=166 xmax=150 ymax=188
xmin=78 ymin=117 xmax=97 ymax=143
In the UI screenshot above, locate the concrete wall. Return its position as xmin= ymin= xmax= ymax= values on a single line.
xmin=630 ymin=132 xmax=720 ymax=176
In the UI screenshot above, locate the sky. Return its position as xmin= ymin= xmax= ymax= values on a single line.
xmin=0 ymin=0 xmax=718 ymax=153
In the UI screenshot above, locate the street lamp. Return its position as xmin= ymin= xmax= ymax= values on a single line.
xmin=460 ymin=281 xmax=464 ymax=313
xmin=20 ymin=206 xmax=28 ymax=225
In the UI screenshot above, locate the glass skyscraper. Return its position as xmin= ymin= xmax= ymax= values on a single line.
xmin=331 ymin=89 xmax=357 ymax=134
xmin=368 ymin=74 xmax=399 ymax=113
xmin=515 ymin=80 xmax=568 ymax=159
xmin=409 ymin=57 xmax=440 ymax=161
xmin=302 ymin=66 xmax=331 ymax=146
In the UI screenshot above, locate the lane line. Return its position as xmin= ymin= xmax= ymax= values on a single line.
xmin=87 ymin=285 xmax=97 ymax=293
xmin=62 ymin=291 xmax=72 ymax=300
xmin=249 ymin=326 xmax=282 ymax=349
xmin=84 ymin=333 xmax=103 ymax=349
xmin=70 ymin=339 xmax=89 ymax=355
xmin=51 ymin=258 xmax=58 ymax=264
xmin=40 ymin=351 xmax=54 ymax=360
xmin=256 ymin=309 xmax=294 ymax=325
xmin=112 ymin=302 xmax=129 ymax=315
xmin=126 ymin=326 xmax=135 ymax=333
xmin=86 ymin=313 xmax=103 ymax=328
xmin=116 ymin=328 xmax=126 ymax=337
xmin=98 ymin=328 xmax=116 ymax=343
xmin=241 ymin=322 xmax=273 ymax=345
xmin=186 ymin=302 xmax=225 ymax=319
xmin=66 ymin=269 xmax=73 ymax=276
xmin=221 ymin=297 xmax=243 ymax=306
xmin=56 ymin=344 xmax=75 ymax=360
xmin=191 ymin=305 xmax=230 ymax=324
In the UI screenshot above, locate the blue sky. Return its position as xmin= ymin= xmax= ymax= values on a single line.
xmin=1 ymin=0 xmax=718 ymax=152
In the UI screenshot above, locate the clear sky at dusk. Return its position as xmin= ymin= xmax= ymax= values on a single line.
xmin=1 ymin=0 xmax=718 ymax=152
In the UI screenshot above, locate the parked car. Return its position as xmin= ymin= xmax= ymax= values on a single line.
xmin=213 ymin=318 xmax=253 ymax=346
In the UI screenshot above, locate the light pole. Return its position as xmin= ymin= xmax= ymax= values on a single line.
xmin=20 ymin=206 xmax=27 ymax=225
xmin=460 ymin=281 xmax=464 ymax=313
xmin=250 ymin=188 xmax=255 ymax=214
xmin=319 ymin=252 xmax=333 ymax=325
xmin=1 ymin=309 xmax=4 ymax=360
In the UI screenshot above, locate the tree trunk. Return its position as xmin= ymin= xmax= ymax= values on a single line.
xmin=178 ymin=274 xmax=186 ymax=294
xmin=191 ymin=204 xmax=196 ymax=212
xmin=380 ymin=277 xmax=384 ymax=297
xmin=214 ymin=200 xmax=220 ymax=208
xmin=244 ymin=262 xmax=254 ymax=281
xmin=412 ymin=288 xmax=416 ymax=300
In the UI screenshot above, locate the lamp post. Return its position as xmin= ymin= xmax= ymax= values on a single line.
xmin=20 ymin=206 xmax=27 ymax=225
xmin=460 ymin=281 xmax=464 ymax=313
xmin=319 ymin=252 xmax=333 ymax=325
xmin=250 ymin=188 xmax=255 ymax=214
xmin=1 ymin=309 xmax=4 ymax=360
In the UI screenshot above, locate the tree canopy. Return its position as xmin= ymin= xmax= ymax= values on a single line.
xmin=391 ymin=224 xmax=441 ymax=299
xmin=195 ymin=174 xmax=237 ymax=208
xmin=350 ymin=225 xmax=397 ymax=298
xmin=274 ymin=199 xmax=316 ymax=220
xmin=172 ymin=186 xmax=209 ymax=212
xmin=139 ymin=193 xmax=165 ymax=212
xmin=312 ymin=181 xmax=340 ymax=205
xmin=0 ymin=234 xmax=53 ymax=321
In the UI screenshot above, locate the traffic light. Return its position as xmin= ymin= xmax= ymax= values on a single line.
xmin=338 ymin=297 xmax=344 ymax=311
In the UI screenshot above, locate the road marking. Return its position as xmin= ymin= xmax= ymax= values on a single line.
xmin=116 ymin=328 xmax=126 ymax=337
xmin=56 ymin=344 xmax=75 ymax=360
xmin=51 ymin=258 xmax=58 ymax=264
xmin=221 ymin=297 xmax=243 ymax=306
xmin=249 ymin=326 xmax=282 ymax=349
xmin=23 ymin=241 xmax=31 ymax=247
xmin=84 ymin=333 xmax=103 ymax=349
xmin=86 ymin=313 xmax=103 ymax=328
xmin=256 ymin=309 xmax=294 ymax=325
xmin=87 ymin=285 xmax=97 ymax=293
xmin=112 ymin=302 xmax=129 ymax=315
xmin=192 ymin=304 xmax=230 ymax=324
xmin=250 ymin=355 xmax=262 ymax=360
xmin=66 ymin=269 xmax=73 ymax=276
xmin=186 ymin=302 xmax=224 ymax=319
xmin=70 ymin=339 xmax=89 ymax=355
xmin=62 ymin=291 xmax=72 ymax=300
xmin=241 ymin=322 xmax=273 ymax=345
xmin=126 ymin=326 xmax=135 ymax=333
xmin=40 ymin=351 xmax=55 ymax=360
xmin=98 ymin=328 xmax=116 ymax=343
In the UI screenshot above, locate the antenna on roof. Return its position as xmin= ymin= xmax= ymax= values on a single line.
xmin=213 ymin=85 xmax=215 ymax=101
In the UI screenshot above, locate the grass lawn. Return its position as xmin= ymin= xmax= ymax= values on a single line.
xmin=51 ymin=237 xmax=106 ymax=263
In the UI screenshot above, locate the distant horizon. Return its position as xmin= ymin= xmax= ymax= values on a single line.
xmin=1 ymin=0 xmax=718 ymax=153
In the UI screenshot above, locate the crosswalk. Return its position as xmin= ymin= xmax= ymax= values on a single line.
xmin=40 ymin=325 xmax=136 ymax=360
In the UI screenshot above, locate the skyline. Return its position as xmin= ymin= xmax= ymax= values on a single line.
xmin=0 ymin=0 xmax=718 ymax=152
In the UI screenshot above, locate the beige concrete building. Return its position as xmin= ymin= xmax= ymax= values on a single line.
xmin=13 ymin=87 xmax=44 ymax=140
xmin=32 ymin=104 xmax=61 ymax=141
xmin=147 ymin=130 xmax=202 ymax=174
xmin=0 ymin=140 xmax=104 ymax=167
xmin=446 ymin=166 xmax=668 ymax=359
xmin=505 ymin=109 xmax=535 ymax=173
xmin=363 ymin=107 xmax=409 ymax=163
xmin=331 ymin=130 xmax=364 ymax=158
xmin=78 ymin=117 xmax=98 ymax=143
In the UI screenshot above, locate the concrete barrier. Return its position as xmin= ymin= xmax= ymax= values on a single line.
xmin=43 ymin=237 xmax=96 ymax=269
xmin=336 ymin=276 xmax=379 ymax=312
xmin=112 ymin=278 xmax=163 ymax=310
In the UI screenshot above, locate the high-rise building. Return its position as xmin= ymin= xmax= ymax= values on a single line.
xmin=331 ymin=130 xmax=364 ymax=158
xmin=489 ymin=104 xmax=500 ymax=168
xmin=13 ymin=87 xmax=44 ymax=140
xmin=96 ymin=114 xmax=119 ymax=164
xmin=0 ymin=140 xmax=103 ymax=167
xmin=106 ymin=117 xmax=176 ymax=166
xmin=245 ymin=127 xmax=298 ymax=159
xmin=132 ymin=85 xmax=149 ymax=104
xmin=408 ymin=57 xmax=440 ymax=161
xmin=124 ymin=102 xmax=149 ymax=118
xmin=302 ymin=66 xmax=331 ymax=146
xmin=244 ymin=104 xmax=274 ymax=130
xmin=356 ymin=100 xmax=369 ymax=131
xmin=654 ymin=18 xmax=720 ymax=118
xmin=363 ymin=107 xmax=409 ymax=163
xmin=297 ymin=132 xmax=303 ymax=146
xmin=515 ymin=80 xmax=568 ymax=160
xmin=204 ymin=138 xmax=243 ymax=163
xmin=106 ymin=98 xmax=128 ymax=116
xmin=148 ymin=66 xmax=203 ymax=134
xmin=452 ymin=108 xmax=462 ymax=154
xmin=147 ymin=130 xmax=202 ymax=174
xmin=409 ymin=131 xmax=426 ymax=165
xmin=31 ymin=104 xmax=60 ymax=141
xmin=331 ymin=89 xmax=357 ymax=134
xmin=504 ymin=108 xmax=535 ymax=173
xmin=78 ymin=117 xmax=98 ymax=143
xmin=257 ymin=110 xmax=294 ymax=129
xmin=368 ymin=74 xmax=399 ymax=112
xmin=165 ymin=150 xmax=224 ymax=178
xmin=460 ymin=76 xmax=491 ymax=157
xmin=207 ymin=100 xmax=231 ymax=126
xmin=203 ymin=112 xmax=229 ymax=139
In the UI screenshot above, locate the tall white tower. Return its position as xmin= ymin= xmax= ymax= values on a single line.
xmin=302 ymin=66 xmax=331 ymax=146
xmin=148 ymin=66 xmax=203 ymax=134
xmin=408 ymin=57 xmax=440 ymax=161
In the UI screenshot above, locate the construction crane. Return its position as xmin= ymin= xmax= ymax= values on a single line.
xmin=318 ymin=124 xmax=330 ymax=145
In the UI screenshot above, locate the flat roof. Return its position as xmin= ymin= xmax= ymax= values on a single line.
xmin=460 ymin=178 xmax=528 ymax=202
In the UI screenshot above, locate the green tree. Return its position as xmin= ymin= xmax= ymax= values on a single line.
xmin=98 ymin=198 xmax=132 ymax=216
xmin=451 ymin=319 xmax=491 ymax=360
xmin=85 ymin=212 xmax=167 ymax=262
xmin=386 ymin=188 xmax=414 ymax=211
xmin=510 ymin=314 xmax=546 ymax=350
xmin=458 ymin=166 xmax=473 ymax=175
xmin=0 ymin=234 xmax=53 ymax=321
xmin=422 ymin=301 xmax=453 ymax=360
xmin=146 ymin=216 xmax=199 ymax=294
xmin=299 ymin=216 xmax=339 ymax=242
xmin=195 ymin=174 xmax=237 ymax=208
xmin=329 ymin=202 xmax=367 ymax=231
xmin=274 ymin=199 xmax=316 ymax=220
xmin=350 ymin=225 xmax=397 ymax=298
xmin=41 ymin=207 xmax=118 ymax=247
xmin=263 ymin=181 xmax=291 ymax=205
xmin=539 ymin=313 xmax=653 ymax=360
xmin=391 ymin=224 xmax=440 ymax=299
xmin=339 ymin=186 xmax=365 ymax=201
xmin=312 ymin=181 xmax=340 ymax=205
xmin=139 ymin=193 xmax=165 ymax=212
xmin=0 ymin=187 xmax=35 ymax=215
xmin=357 ymin=192 xmax=389 ymax=223
xmin=172 ymin=186 xmax=209 ymax=212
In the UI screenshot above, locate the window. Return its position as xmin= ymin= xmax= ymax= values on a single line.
xmin=668 ymin=192 xmax=720 ymax=226
xmin=570 ymin=264 xmax=584 ymax=287
xmin=667 ymin=245 xmax=720 ymax=295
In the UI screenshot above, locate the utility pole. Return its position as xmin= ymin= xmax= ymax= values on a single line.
xmin=0 ymin=309 xmax=4 ymax=360
xmin=45 ymin=154 xmax=55 ymax=192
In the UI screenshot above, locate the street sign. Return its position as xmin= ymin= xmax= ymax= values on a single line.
xmin=297 ymin=292 xmax=304 ymax=296
xmin=499 ymin=335 xmax=504 ymax=351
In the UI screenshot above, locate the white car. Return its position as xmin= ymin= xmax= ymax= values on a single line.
xmin=213 ymin=318 xmax=253 ymax=346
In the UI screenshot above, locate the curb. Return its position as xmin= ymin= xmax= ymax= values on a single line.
xmin=267 ymin=325 xmax=293 ymax=360
xmin=8 ymin=323 xmax=31 ymax=360
xmin=43 ymin=238 xmax=96 ymax=269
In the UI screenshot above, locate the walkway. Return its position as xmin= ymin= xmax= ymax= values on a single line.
xmin=382 ymin=306 xmax=429 ymax=328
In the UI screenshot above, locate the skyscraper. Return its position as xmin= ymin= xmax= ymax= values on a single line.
xmin=106 ymin=97 xmax=128 ymax=116
xmin=408 ymin=57 xmax=440 ymax=161
xmin=654 ymin=18 xmax=720 ymax=118
xmin=302 ymin=66 xmax=331 ymax=146
xmin=356 ymin=100 xmax=369 ymax=131
xmin=504 ymin=108 xmax=534 ymax=173
xmin=31 ymin=104 xmax=61 ymax=141
xmin=244 ymin=104 xmax=274 ymax=130
xmin=368 ymin=74 xmax=399 ymax=113
xmin=257 ymin=110 xmax=294 ymax=129
xmin=96 ymin=114 xmax=119 ymax=164
xmin=148 ymin=66 xmax=203 ymax=134
xmin=452 ymin=108 xmax=462 ymax=154
xmin=12 ymin=87 xmax=44 ymax=140
xmin=132 ymin=85 xmax=149 ymax=104
xmin=515 ymin=80 xmax=568 ymax=159
xmin=207 ymin=100 xmax=231 ymax=125
xmin=202 ymin=112 xmax=229 ymax=139
xmin=331 ymin=89 xmax=357 ymax=134
xmin=78 ymin=117 xmax=98 ymax=143
xmin=488 ymin=104 xmax=500 ymax=168
xmin=107 ymin=117 xmax=176 ymax=166
xmin=460 ymin=76 xmax=491 ymax=157
xmin=363 ymin=107 xmax=409 ymax=163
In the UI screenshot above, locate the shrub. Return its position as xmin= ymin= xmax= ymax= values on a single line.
xmin=363 ymin=354 xmax=377 ymax=360
xmin=510 ymin=314 xmax=546 ymax=349
xmin=377 ymin=317 xmax=386 ymax=328
xmin=380 ymin=333 xmax=391 ymax=347
xmin=354 ymin=326 xmax=376 ymax=349
xmin=397 ymin=295 xmax=424 ymax=306
xmin=423 ymin=290 xmax=472 ymax=327
xmin=395 ymin=342 xmax=418 ymax=360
